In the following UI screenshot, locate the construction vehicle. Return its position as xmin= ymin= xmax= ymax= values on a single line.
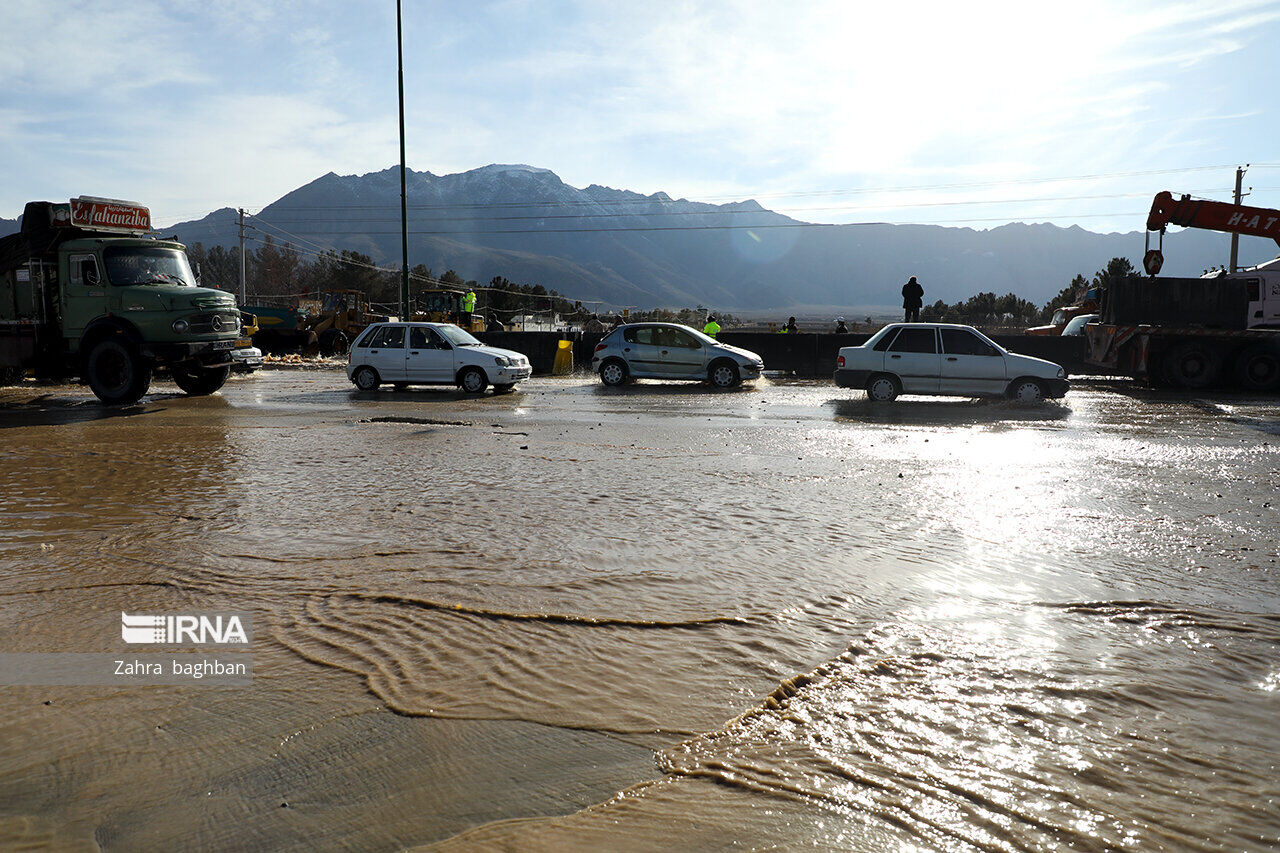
xmin=244 ymin=304 xmax=316 ymax=354
xmin=1084 ymin=191 xmax=1280 ymax=390
xmin=300 ymin=290 xmax=391 ymax=355
xmin=0 ymin=197 xmax=242 ymax=403
xmin=411 ymin=288 xmax=485 ymax=333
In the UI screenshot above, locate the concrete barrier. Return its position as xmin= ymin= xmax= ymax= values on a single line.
xmin=478 ymin=329 xmax=1100 ymax=377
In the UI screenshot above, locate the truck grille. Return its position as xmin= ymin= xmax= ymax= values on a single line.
xmin=188 ymin=311 xmax=240 ymax=334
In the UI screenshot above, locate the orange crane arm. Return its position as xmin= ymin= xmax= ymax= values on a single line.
xmin=1147 ymin=191 xmax=1280 ymax=247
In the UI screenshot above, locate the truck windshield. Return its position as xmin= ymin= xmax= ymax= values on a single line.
xmin=102 ymin=246 xmax=195 ymax=287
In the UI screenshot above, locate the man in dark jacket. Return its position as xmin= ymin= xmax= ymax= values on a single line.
xmin=902 ymin=276 xmax=924 ymax=322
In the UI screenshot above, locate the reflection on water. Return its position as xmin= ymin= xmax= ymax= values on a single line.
xmin=1 ymin=375 xmax=1278 ymax=851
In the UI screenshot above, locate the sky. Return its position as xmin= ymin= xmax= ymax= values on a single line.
xmin=3 ymin=0 xmax=1280 ymax=231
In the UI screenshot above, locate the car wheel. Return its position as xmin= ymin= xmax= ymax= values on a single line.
xmin=353 ymin=366 xmax=380 ymax=390
xmin=459 ymin=366 xmax=488 ymax=394
xmin=866 ymin=374 xmax=899 ymax=402
xmin=1234 ymin=346 xmax=1280 ymax=392
xmin=1008 ymin=378 xmax=1045 ymax=404
xmin=708 ymin=359 xmax=740 ymax=389
xmin=599 ymin=358 xmax=628 ymax=386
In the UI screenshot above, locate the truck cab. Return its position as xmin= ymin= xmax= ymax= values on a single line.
xmin=1207 ymin=257 xmax=1280 ymax=329
xmin=0 ymin=197 xmax=242 ymax=403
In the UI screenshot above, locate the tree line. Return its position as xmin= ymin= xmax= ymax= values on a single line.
xmin=185 ymin=236 xmax=589 ymax=318
xmin=919 ymin=256 xmax=1135 ymax=327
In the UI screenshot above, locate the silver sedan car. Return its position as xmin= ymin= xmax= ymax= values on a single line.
xmin=590 ymin=322 xmax=764 ymax=388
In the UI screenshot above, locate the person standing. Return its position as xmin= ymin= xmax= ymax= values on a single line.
xmin=902 ymin=276 xmax=924 ymax=322
xmin=462 ymin=288 xmax=477 ymax=326
xmin=783 ymin=316 xmax=798 ymax=334
xmin=703 ymin=315 xmax=721 ymax=339
xmin=835 ymin=317 xmax=848 ymax=334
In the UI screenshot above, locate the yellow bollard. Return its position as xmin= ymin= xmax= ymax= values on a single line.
xmin=553 ymin=339 xmax=574 ymax=375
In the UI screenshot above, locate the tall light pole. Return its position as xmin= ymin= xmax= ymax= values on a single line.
xmin=396 ymin=0 xmax=410 ymax=318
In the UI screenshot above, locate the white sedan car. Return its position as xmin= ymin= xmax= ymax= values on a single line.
xmin=347 ymin=322 xmax=531 ymax=394
xmin=834 ymin=323 xmax=1069 ymax=402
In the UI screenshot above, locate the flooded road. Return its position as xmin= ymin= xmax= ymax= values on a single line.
xmin=1 ymin=371 xmax=1278 ymax=850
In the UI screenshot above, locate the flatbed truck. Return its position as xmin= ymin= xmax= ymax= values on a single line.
xmin=1085 ymin=191 xmax=1280 ymax=391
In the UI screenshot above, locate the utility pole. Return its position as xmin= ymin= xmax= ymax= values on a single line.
xmin=237 ymin=208 xmax=247 ymax=302
xmin=1230 ymin=164 xmax=1248 ymax=273
xmin=396 ymin=0 xmax=410 ymax=319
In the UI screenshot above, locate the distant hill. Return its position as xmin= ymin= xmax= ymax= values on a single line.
xmin=18 ymin=167 xmax=1280 ymax=310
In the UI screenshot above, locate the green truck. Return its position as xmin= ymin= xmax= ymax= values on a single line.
xmin=0 ymin=196 xmax=241 ymax=404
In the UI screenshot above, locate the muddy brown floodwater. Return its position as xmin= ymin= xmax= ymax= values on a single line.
xmin=0 ymin=370 xmax=1278 ymax=851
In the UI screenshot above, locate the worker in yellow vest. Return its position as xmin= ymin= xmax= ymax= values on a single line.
xmin=461 ymin=289 xmax=477 ymax=326
xmin=703 ymin=315 xmax=721 ymax=339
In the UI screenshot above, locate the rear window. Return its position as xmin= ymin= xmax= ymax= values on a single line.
xmin=888 ymin=327 xmax=937 ymax=353
xmin=872 ymin=327 xmax=900 ymax=351
xmin=624 ymin=327 xmax=658 ymax=345
xmin=369 ymin=325 xmax=405 ymax=348
xmin=354 ymin=326 xmax=380 ymax=348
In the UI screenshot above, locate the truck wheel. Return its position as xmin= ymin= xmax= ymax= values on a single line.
xmin=172 ymin=364 xmax=230 ymax=396
xmin=85 ymin=338 xmax=152 ymax=405
xmin=1234 ymin=346 xmax=1280 ymax=392
xmin=1164 ymin=341 xmax=1221 ymax=389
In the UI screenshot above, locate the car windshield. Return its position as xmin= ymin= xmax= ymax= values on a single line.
xmin=683 ymin=326 xmax=719 ymax=345
xmin=1062 ymin=314 xmax=1098 ymax=335
xmin=434 ymin=324 xmax=482 ymax=346
xmin=102 ymin=246 xmax=195 ymax=287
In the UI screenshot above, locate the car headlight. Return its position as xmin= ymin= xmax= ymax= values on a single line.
xmin=172 ymin=319 xmax=189 ymax=334
xmin=1057 ymin=367 xmax=1065 ymax=378
xmin=494 ymin=356 xmax=511 ymax=367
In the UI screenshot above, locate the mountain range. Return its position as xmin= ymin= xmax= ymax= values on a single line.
xmin=6 ymin=165 xmax=1277 ymax=312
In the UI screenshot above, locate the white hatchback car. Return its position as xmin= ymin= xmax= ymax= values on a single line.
xmin=835 ymin=323 xmax=1069 ymax=402
xmin=347 ymin=322 xmax=531 ymax=394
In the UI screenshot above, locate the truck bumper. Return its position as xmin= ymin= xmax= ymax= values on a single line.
xmin=834 ymin=368 xmax=871 ymax=388
xmin=142 ymin=339 xmax=238 ymax=363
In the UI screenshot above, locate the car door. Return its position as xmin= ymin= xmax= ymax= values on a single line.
xmin=939 ymin=328 xmax=1006 ymax=395
xmin=622 ymin=326 xmax=664 ymax=377
xmin=359 ymin=324 xmax=407 ymax=381
xmin=658 ymin=327 xmax=707 ymax=377
xmin=404 ymin=326 xmax=455 ymax=383
xmin=885 ymin=327 xmax=940 ymax=393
